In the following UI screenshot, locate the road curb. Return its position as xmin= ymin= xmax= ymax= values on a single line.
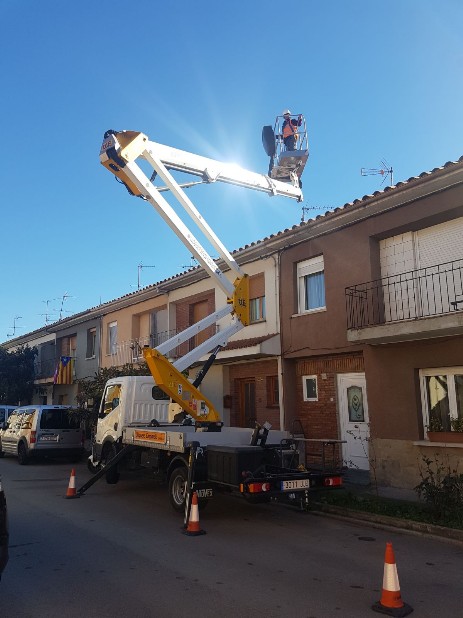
xmin=311 ymin=503 xmax=463 ymax=544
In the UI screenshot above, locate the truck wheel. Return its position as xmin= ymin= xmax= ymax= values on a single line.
xmin=18 ymin=442 xmax=29 ymax=465
xmin=168 ymin=467 xmax=209 ymax=512
xmin=169 ymin=466 xmax=188 ymax=512
xmin=102 ymin=443 xmax=119 ymax=484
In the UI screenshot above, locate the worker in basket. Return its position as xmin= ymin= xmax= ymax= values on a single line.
xmin=282 ymin=109 xmax=302 ymax=151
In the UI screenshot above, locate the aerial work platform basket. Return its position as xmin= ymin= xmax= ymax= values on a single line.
xmin=262 ymin=112 xmax=309 ymax=184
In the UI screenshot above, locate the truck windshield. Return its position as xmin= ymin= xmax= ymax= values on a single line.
xmin=103 ymin=384 xmax=121 ymax=415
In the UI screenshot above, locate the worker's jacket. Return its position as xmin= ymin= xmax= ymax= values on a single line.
xmin=282 ymin=119 xmax=299 ymax=139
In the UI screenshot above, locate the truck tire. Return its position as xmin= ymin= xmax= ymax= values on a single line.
xmin=168 ymin=466 xmax=209 ymax=512
xmin=17 ymin=442 xmax=29 ymax=466
xmin=102 ymin=443 xmax=119 ymax=485
xmin=169 ymin=466 xmax=188 ymax=512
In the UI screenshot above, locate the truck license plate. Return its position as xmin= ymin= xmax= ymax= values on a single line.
xmin=281 ymin=479 xmax=310 ymax=491
xmin=39 ymin=435 xmax=58 ymax=442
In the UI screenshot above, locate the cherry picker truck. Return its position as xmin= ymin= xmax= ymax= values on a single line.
xmin=78 ymin=128 xmax=342 ymax=520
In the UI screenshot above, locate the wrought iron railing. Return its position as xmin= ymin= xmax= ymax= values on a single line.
xmin=346 ymin=258 xmax=463 ymax=329
xmin=107 ymin=330 xmax=179 ymax=367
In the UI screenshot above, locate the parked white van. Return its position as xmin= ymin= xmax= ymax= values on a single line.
xmin=0 ymin=405 xmax=84 ymax=464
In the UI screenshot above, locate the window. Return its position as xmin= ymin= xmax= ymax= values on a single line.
xmin=39 ymin=409 xmax=79 ymax=430
xmin=249 ymin=273 xmax=266 ymax=323
xmin=266 ymin=376 xmax=279 ymax=407
xmin=107 ymin=321 xmax=117 ymax=355
xmin=297 ymin=256 xmax=325 ymax=313
xmin=102 ymin=384 xmax=121 ymax=415
xmin=152 ymin=386 xmax=170 ymax=401
xmin=250 ymin=297 xmax=266 ymax=323
xmin=86 ymin=327 xmax=96 ymax=358
xmin=302 ymin=375 xmax=318 ymax=401
xmin=151 ymin=309 xmax=168 ymax=346
xmin=420 ymin=368 xmax=463 ymax=433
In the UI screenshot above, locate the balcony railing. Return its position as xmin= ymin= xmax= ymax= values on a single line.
xmin=107 ymin=330 xmax=179 ymax=367
xmin=346 ymin=258 xmax=463 ymax=329
xmin=34 ymin=358 xmax=57 ymax=380
xmin=107 ymin=325 xmax=220 ymax=368
xmin=34 ymin=356 xmax=77 ymax=382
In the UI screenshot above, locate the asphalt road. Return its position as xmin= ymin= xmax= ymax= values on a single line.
xmin=1 ymin=456 xmax=462 ymax=618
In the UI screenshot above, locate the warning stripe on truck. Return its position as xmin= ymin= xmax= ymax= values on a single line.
xmin=133 ymin=430 xmax=167 ymax=444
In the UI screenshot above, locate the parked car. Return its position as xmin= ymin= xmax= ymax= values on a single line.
xmin=0 ymin=481 xmax=8 ymax=581
xmin=0 ymin=406 xmax=84 ymax=464
xmin=0 ymin=406 xmax=16 ymax=427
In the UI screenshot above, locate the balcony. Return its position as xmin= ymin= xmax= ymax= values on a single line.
xmin=107 ymin=326 xmax=222 ymax=368
xmin=34 ymin=358 xmax=57 ymax=381
xmin=107 ymin=330 xmax=179 ymax=367
xmin=346 ymin=259 xmax=463 ymax=344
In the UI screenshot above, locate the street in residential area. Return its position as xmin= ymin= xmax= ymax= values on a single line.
xmin=1 ymin=456 xmax=462 ymax=618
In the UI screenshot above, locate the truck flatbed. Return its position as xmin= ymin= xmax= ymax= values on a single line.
xmin=122 ymin=423 xmax=289 ymax=452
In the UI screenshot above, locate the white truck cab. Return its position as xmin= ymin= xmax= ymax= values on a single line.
xmin=91 ymin=376 xmax=170 ymax=467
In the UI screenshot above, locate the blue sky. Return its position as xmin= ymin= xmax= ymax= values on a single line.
xmin=2 ymin=0 xmax=463 ymax=342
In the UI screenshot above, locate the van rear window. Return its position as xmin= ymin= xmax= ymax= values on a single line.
xmin=39 ymin=409 xmax=80 ymax=430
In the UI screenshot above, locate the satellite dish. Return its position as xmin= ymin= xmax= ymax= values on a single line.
xmin=262 ymin=125 xmax=276 ymax=157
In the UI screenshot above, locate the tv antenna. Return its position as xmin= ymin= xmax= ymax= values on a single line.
xmin=55 ymin=292 xmax=74 ymax=320
xmin=361 ymin=159 xmax=393 ymax=186
xmin=7 ymin=316 xmax=23 ymax=338
xmin=301 ymin=204 xmax=333 ymax=223
xmin=137 ymin=263 xmax=156 ymax=289
xmin=180 ymin=256 xmax=198 ymax=270
xmin=40 ymin=299 xmax=57 ymax=325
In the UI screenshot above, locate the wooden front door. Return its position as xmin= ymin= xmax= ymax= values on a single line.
xmin=238 ymin=378 xmax=256 ymax=427
xmin=192 ymin=300 xmax=209 ymax=347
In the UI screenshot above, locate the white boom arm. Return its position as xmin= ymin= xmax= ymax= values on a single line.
xmin=144 ymin=140 xmax=303 ymax=200
xmin=100 ymin=130 xmax=300 ymax=422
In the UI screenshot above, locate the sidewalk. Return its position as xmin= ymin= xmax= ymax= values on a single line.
xmin=342 ymin=469 xmax=419 ymax=503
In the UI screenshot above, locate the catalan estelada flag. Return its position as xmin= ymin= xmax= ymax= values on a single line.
xmin=54 ymin=356 xmax=74 ymax=385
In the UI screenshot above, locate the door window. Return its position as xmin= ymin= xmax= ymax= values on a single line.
xmin=102 ymin=384 xmax=121 ymax=415
xmin=347 ymin=386 xmax=365 ymax=422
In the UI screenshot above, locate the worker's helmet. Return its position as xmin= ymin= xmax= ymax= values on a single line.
xmin=282 ymin=109 xmax=291 ymax=116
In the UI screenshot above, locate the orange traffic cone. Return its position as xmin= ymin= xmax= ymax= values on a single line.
xmin=372 ymin=542 xmax=413 ymax=616
xmin=182 ymin=491 xmax=206 ymax=536
xmin=65 ymin=468 xmax=79 ymax=499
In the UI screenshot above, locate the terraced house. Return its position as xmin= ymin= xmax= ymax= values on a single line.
xmin=278 ymin=156 xmax=463 ymax=489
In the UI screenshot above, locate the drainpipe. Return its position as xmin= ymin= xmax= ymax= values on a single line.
xmin=270 ymin=251 xmax=285 ymax=431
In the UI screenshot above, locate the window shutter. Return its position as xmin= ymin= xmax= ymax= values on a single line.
xmin=249 ymin=273 xmax=265 ymax=299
